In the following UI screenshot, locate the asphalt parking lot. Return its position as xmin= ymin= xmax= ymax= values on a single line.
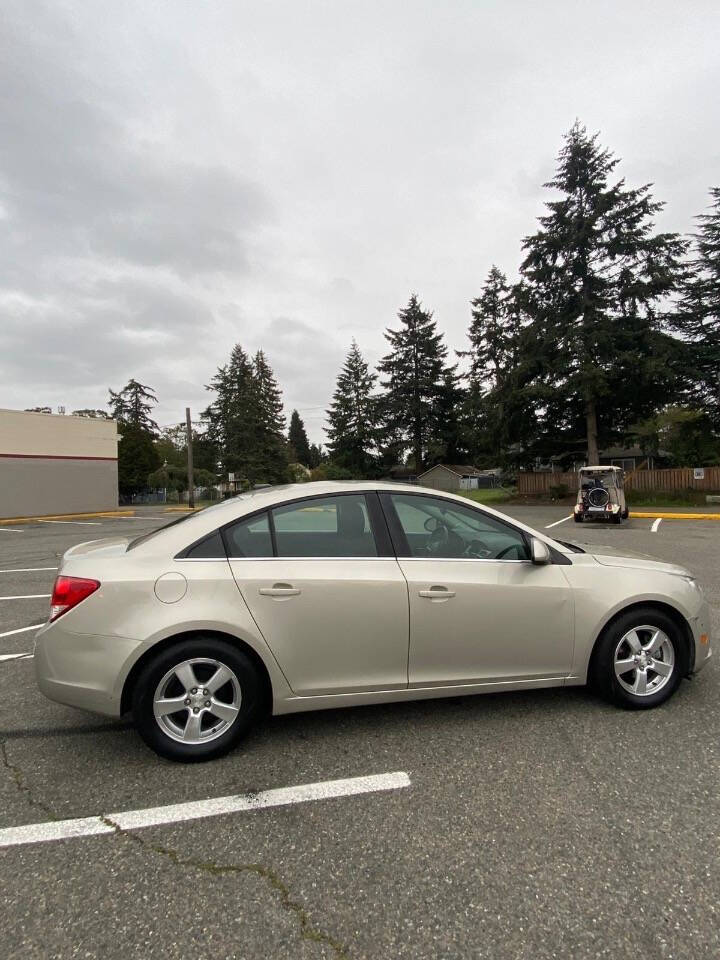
xmin=1 ymin=504 xmax=719 ymax=959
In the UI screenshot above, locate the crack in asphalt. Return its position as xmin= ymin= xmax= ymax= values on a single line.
xmin=0 ymin=740 xmax=351 ymax=960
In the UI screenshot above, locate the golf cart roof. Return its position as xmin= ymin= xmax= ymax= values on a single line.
xmin=579 ymin=465 xmax=623 ymax=472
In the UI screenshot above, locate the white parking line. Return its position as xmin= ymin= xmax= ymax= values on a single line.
xmin=0 ymin=623 xmax=43 ymax=638
xmin=0 ymin=771 xmax=412 ymax=849
xmin=0 ymin=652 xmax=33 ymax=662
xmin=651 ymin=518 xmax=662 ymax=533
xmin=35 ymin=519 xmax=101 ymax=526
xmin=545 ymin=515 xmax=573 ymax=529
xmin=0 ymin=567 xmax=57 ymax=574
xmin=0 ymin=528 xmax=25 ymax=533
xmin=0 ymin=594 xmax=51 ymax=601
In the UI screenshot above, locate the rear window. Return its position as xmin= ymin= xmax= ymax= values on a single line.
xmin=127 ymin=500 xmax=233 ymax=551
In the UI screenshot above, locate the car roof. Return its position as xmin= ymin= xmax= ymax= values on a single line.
xmin=579 ymin=465 xmax=622 ymax=472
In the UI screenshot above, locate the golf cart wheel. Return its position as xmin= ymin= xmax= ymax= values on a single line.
xmin=573 ymin=513 xmax=584 ymax=523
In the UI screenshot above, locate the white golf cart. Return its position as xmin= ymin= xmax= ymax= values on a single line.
xmin=573 ymin=465 xmax=628 ymax=524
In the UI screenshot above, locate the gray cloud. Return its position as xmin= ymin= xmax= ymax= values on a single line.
xmin=1 ymin=0 xmax=719 ymax=442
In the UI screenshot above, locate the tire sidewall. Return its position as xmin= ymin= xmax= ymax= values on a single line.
xmin=593 ymin=607 xmax=685 ymax=709
xmin=132 ymin=637 xmax=262 ymax=762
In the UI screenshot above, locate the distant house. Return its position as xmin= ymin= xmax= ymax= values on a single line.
xmin=417 ymin=464 xmax=499 ymax=492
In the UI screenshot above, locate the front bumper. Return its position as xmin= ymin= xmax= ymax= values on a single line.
xmin=34 ymin=618 xmax=142 ymax=717
xmin=690 ymin=597 xmax=712 ymax=675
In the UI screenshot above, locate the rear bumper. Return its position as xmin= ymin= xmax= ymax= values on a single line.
xmin=34 ymin=618 xmax=142 ymax=717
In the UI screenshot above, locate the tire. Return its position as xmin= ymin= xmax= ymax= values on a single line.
xmin=590 ymin=607 xmax=685 ymax=710
xmin=132 ymin=636 xmax=264 ymax=762
xmin=573 ymin=513 xmax=584 ymax=523
xmin=611 ymin=512 xmax=622 ymax=525
xmin=622 ymin=508 xmax=629 ymax=519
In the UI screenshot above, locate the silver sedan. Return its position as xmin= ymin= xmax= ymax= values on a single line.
xmin=35 ymin=482 xmax=712 ymax=761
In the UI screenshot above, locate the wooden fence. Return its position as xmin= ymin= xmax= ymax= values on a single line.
xmin=517 ymin=466 xmax=720 ymax=496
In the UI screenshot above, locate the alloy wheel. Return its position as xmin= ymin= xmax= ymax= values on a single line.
xmin=613 ymin=625 xmax=675 ymax=697
xmin=153 ymin=657 xmax=242 ymax=744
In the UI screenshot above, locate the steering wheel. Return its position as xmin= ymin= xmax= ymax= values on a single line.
xmin=495 ymin=544 xmax=520 ymax=560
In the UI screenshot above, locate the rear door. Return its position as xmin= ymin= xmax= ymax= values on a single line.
xmin=225 ymin=492 xmax=409 ymax=696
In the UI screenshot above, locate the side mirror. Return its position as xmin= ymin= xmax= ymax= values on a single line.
xmin=530 ymin=537 xmax=551 ymax=565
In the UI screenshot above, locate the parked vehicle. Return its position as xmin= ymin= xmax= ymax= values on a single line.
xmin=35 ymin=481 xmax=711 ymax=761
xmin=574 ymin=465 xmax=628 ymax=524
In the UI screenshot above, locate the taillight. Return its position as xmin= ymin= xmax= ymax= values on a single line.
xmin=50 ymin=576 xmax=101 ymax=622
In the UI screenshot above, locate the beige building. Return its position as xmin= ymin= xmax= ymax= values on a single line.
xmin=418 ymin=464 xmax=495 ymax=492
xmin=0 ymin=409 xmax=119 ymax=519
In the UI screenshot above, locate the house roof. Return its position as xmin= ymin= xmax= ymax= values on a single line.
xmin=419 ymin=464 xmax=484 ymax=478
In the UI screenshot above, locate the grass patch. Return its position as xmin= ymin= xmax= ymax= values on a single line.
xmin=458 ymin=487 xmax=517 ymax=504
xmin=626 ymin=490 xmax=718 ymax=507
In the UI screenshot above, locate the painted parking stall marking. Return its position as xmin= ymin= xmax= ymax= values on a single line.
xmin=0 ymin=568 xmax=57 ymax=574
xmin=0 ymin=771 xmax=412 ymax=849
xmin=0 ymin=652 xmax=33 ymax=662
xmin=0 ymin=594 xmax=51 ymax=601
xmin=0 ymin=624 xmax=43 ymax=638
xmin=545 ymin=515 xmax=573 ymax=529
xmin=651 ymin=518 xmax=663 ymax=532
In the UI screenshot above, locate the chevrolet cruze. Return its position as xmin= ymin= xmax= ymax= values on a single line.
xmin=34 ymin=482 xmax=712 ymax=761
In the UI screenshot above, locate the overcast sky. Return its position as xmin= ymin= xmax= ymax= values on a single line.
xmin=1 ymin=1 xmax=719 ymax=442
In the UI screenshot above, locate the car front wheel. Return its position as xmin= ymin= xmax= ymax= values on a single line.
xmin=591 ymin=607 xmax=684 ymax=709
xmin=132 ymin=636 xmax=263 ymax=761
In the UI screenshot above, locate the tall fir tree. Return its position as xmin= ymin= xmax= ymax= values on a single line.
xmin=252 ymin=350 xmax=290 ymax=483
xmin=288 ymin=410 xmax=312 ymax=466
xmin=203 ymin=345 xmax=288 ymax=485
xmin=676 ymin=187 xmax=720 ymax=423
xmin=377 ymin=296 xmax=448 ymax=472
xmin=520 ymin=122 xmax=686 ymax=463
xmin=326 ymin=341 xmax=378 ymax=476
xmin=108 ymin=379 xmax=159 ymax=433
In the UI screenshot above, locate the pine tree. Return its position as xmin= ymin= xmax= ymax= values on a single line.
xmin=326 ymin=340 xmax=378 ymax=476
xmin=252 ymin=350 xmax=289 ymax=484
xmin=108 ymin=379 xmax=159 ymax=433
xmin=288 ymin=410 xmax=312 ymax=467
xmin=203 ymin=345 xmax=259 ymax=481
xmin=677 ymin=187 xmax=720 ymax=422
xmin=377 ymin=296 xmax=448 ymax=472
xmin=520 ymin=122 xmax=686 ymax=463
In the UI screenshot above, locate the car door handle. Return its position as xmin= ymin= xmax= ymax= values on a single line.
xmin=418 ymin=587 xmax=456 ymax=600
xmin=258 ymin=584 xmax=301 ymax=597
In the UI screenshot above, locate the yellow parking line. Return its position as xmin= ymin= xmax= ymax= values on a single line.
xmin=629 ymin=511 xmax=720 ymax=520
xmin=0 ymin=510 xmax=135 ymax=525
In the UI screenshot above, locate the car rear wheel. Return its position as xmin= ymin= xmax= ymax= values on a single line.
xmin=132 ymin=637 xmax=263 ymax=761
xmin=591 ymin=607 xmax=684 ymax=709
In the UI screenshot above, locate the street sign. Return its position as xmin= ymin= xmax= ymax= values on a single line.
xmin=694 ymin=467 xmax=705 ymax=480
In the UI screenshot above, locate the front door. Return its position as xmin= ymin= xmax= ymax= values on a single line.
xmin=382 ymin=492 xmax=574 ymax=686
xmin=226 ymin=493 xmax=409 ymax=696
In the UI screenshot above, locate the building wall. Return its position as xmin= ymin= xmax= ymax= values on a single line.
xmin=0 ymin=409 xmax=119 ymax=519
xmin=418 ymin=466 xmax=461 ymax=491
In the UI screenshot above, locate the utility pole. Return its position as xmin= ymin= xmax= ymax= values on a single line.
xmin=185 ymin=407 xmax=195 ymax=509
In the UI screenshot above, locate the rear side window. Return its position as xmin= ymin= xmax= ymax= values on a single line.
xmin=224 ymin=512 xmax=273 ymax=558
xmin=271 ymin=494 xmax=378 ymax=557
xmin=184 ymin=531 xmax=225 ymax=559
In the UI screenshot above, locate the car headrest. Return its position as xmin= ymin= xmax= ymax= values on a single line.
xmin=338 ymin=501 xmax=366 ymax=538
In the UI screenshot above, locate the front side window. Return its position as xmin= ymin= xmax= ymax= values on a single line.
xmin=271 ymin=494 xmax=378 ymax=558
xmin=389 ymin=493 xmax=529 ymax=560
xmin=224 ymin=512 xmax=273 ymax=558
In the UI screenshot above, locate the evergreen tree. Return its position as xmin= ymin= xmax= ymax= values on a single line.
xmin=108 ymin=379 xmax=159 ymax=434
xmin=117 ymin=422 xmax=160 ymax=496
xmin=326 ymin=340 xmax=378 ymax=476
xmin=203 ymin=345 xmax=259 ymax=480
xmin=520 ymin=122 xmax=686 ymax=463
xmin=377 ymin=296 xmax=449 ymax=472
xmin=288 ymin=410 xmax=312 ymax=466
xmin=427 ymin=366 xmax=467 ymax=466
xmin=252 ymin=350 xmax=290 ymax=484
xmin=72 ymin=408 xmax=112 ymax=419
xmin=676 ymin=187 xmax=720 ymax=422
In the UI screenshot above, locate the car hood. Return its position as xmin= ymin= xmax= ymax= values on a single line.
xmin=590 ymin=545 xmax=691 ymax=578
xmin=63 ymin=537 xmax=131 ymax=560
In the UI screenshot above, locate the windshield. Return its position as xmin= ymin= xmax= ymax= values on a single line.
xmin=579 ymin=470 xmax=619 ymax=487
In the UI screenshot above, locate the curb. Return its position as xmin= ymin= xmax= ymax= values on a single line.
xmin=0 ymin=510 xmax=135 ymax=525
xmin=629 ymin=511 xmax=720 ymax=520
